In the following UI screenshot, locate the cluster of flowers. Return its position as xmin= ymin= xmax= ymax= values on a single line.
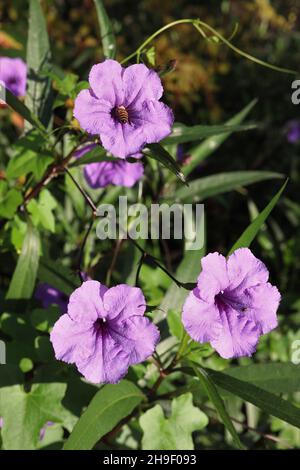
xmin=1 ymin=57 xmax=281 ymax=384
xmin=38 ymin=248 xmax=280 ymax=384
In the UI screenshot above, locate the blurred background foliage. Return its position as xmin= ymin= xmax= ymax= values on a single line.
xmin=1 ymin=0 xmax=300 ymax=450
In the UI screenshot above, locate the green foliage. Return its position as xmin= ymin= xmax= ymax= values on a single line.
xmin=140 ymin=393 xmax=208 ymax=450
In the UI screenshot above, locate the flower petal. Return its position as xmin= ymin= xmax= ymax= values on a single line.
xmin=210 ymin=307 xmax=260 ymax=359
xmin=182 ymin=287 xmax=222 ymax=343
xmin=100 ymin=121 xmax=145 ymax=158
xmin=123 ymin=64 xmax=163 ymax=107
xmin=73 ymin=89 xmax=115 ymax=136
xmin=242 ymin=283 xmax=281 ymax=334
xmin=89 ymin=59 xmax=124 ymax=106
xmin=77 ymin=331 xmax=130 ymax=384
xmin=227 ymin=248 xmax=269 ymax=294
xmin=109 ymin=315 xmax=160 ymax=365
xmin=50 ymin=314 xmax=96 ymax=365
xmin=68 ymin=280 xmax=108 ymax=324
xmin=84 ymin=160 xmax=144 ymax=188
xmin=197 ymin=252 xmax=229 ymax=303
xmin=130 ymin=100 xmax=174 ymax=143
xmin=103 ymin=284 xmax=146 ymax=321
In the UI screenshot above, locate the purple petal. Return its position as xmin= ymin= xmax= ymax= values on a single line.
xmin=89 ymin=60 xmax=124 ymax=106
xmin=84 ymin=160 xmax=143 ymax=188
xmin=210 ymin=307 xmax=260 ymax=359
xmin=35 ymin=283 xmax=68 ymax=313
xmin=242 ymin=283 xmax=281 ymax=334
xmin=103 ymin=284 xmax=146 ymax=321
xmin=227 ymin=248 xmax=269 ymax=294
xmin=76 ymin=331 xmax=130 ymax=384
xmin=130 ymin=100 xmax=174 ymax=144
xmin=197 ymin=252 xmax=229 ymax=303
xmin=100 ymin=121 xmax=146 ymax=158
xmin=109 ymin=315 xmax=160 ymax=365
xmin=67 ymin=280 xmax=108 ymax=324
xmin=0 ymin=57 xmax=27 ymax=97
xmin=50 ymin=314 xmax=97 ymax=365
xmin=182 ymin=287 xmax=222 ymax=343
xmin=73 ymin=89 xmax=115 ymax=136
xmin=123 ymin=64 xmax=163 ymax=108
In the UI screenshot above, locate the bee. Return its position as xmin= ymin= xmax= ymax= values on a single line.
xmin=116 ymin=105 xmax=129 ymax=124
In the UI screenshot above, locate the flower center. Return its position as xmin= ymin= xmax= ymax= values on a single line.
xmin=94 ymin=317 xmax=107 ymax=332
xmin=215 ymin=290 xmax=247 ymax=313
xmin=114 ymin=105 xmax=129 ymax=124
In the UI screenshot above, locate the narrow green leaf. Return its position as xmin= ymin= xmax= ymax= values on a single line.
xmin=37 ymin=257 xmax=79 ymax=296
xmin=183 ymin=99 xmax=257 ymax=177
xmin=222 ymin=362 xmax=300 ymax=394
xmin=3 ymin=87 xmax=46 ymax=133
xmin=207 ymin=368 xmax=300 ymax=430
xmin=94 ymin=0 xmax=117 ymax=59
xmin=6 ymin=221 xmax=40 ymax=300
xmin=25 ymin=0 xmax=53 ymax=129
xmin=191 ymin=366 xmax=245 ymax=449
xmin=162 ymin=122 xmax=256 ymax=146
xmin=63 ymin=380 xmax=144 ymax=450
xmin=170 ymin=171 xmax=282 ymax=203
xmin=144 ymin=143 xmax=187 ymax=185
xmin=228 ymin=180 xmax=288 ymax=255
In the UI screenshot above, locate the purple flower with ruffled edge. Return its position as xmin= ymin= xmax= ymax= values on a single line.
xmin=73 ymin=59 xmax=174 ymax=158
xmin=35 ymin=283 xmax=68 ymax=313
xmin=182 ymin=248 xmax=281 ymax=359
xmin=75 ymin=144 xmax=144 ymax=188
xmin=50 ymin=281 xmax=160 ymax=384
xmin=0 ymin=57 xmax=26 ymax=97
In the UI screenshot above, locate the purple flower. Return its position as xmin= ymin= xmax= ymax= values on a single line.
xmin=182 ymin=248 xmax=281 ymax=359
xmin=50 ymin=281 xmax=160 ymax=383
xmin=35 ymin=283 xmax=68 ymax=313
xmin=75 ymin=144 xmax=144 ymax=188
xmin=0 ymin=57 xmax=26 ymax=97
xmin=73 ymin=60 xmax=174 ymax=158
xmin=39 ymin=421 xmax=54 ymax=441
xmin=285 ymin=120 xmax=300 ymax=144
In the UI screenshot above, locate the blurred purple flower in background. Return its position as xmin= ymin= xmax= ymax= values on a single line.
xmin=285 ymin=120 xmax=300 ymax=144
xmin=75 ymin=144 xmax=144 ymax=188
xmin=50 ymin=281 xmax=160 ymax=383
xmin=0 ymin=57 xmax=26 ymax=97
xmin=74 ymin=59 xmax=174 ymax=158
xmin=35 ymin=283 xmax=68 ymax=313
xmin=182 ymin=248 xmax=281 ymax=359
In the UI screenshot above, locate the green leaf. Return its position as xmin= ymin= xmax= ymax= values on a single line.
xmin=191 ymin=366 xmax=245 ymax=449
xmin=6 ymin=132 xmax=53 ymax=180
xmin=25 ymin=0 xmax=53 ymax=129
xmin=0 ymin=382 xmax=67 ymax=449
xmin=28 ymin=189 xmax=57 ymax=232
xmin=6 ymin=221 xmax=40 ymax=300
xmin=207 ymin=368 xmax=300 ymax=430
xmin=144 ymin=143 xmax=187 ymax=185
xmin=183 ymin=99 xmax=257 ymax=177
xmin=170 ymin=171 xmax=283 ymax=202
xmin=140 ymin=393 xmax=208 ymax=450
xmin=37 ymin=257 xmax=79 ymax=296
xmin=64 ymin=380 xmax=144 ymax=450
xmin=70 ymin=145 xmax=119 ymax=168
xmin=31 ymin=306 xmax=60 ymax=333
xmin=228 ymin=180 xmax=288 ymax=255
xmin=94 ymin=0 xmax=117 ymax=59
xmin=167 ymin=309 xmax=184 ymax=339
xmin=162 ymin=122 xmax=256 ymax=146
xmin=222 ymin=363 xmax=300 ymax=394
xmin=3 ymin=87 xmax=46 ymax=133
xmin=0 ymin=182 xmax=22 ymax=219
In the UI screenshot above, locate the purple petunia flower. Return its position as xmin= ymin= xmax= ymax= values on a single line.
xmin=35 ymin=283 xmax=68 ymax=313
xmin=75 ymin=144 xmax=144 ymax=188
xmin=50 ymin=281 xmax=160 ymax=383
xmin=0 ymin=57 xmax=26 ymax=97
xmin=182 ymin=248 xmax=281 ymax=359
xmin=73 ymin=59 xmax=174 ymax=158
